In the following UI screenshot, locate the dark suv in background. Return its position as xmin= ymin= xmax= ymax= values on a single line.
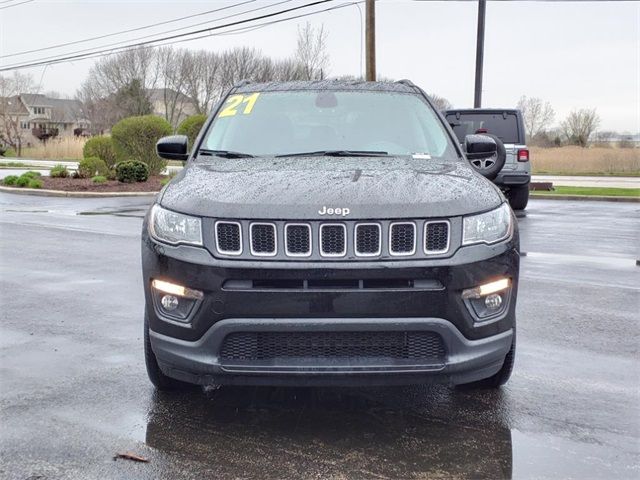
xmin=142 ymin=80 xmax=519 ymax=392
xmin=445 ymin=109 xmax=530 ymax=210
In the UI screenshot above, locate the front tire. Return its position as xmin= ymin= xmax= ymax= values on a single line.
xmin=508 ymin=185 xmax=529 ymax=210
xmin=144 ymin=309 xmax=197 ymax=391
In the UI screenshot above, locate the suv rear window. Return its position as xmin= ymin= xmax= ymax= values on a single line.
xmin=445 ymin=112 xmax=521 ymax=144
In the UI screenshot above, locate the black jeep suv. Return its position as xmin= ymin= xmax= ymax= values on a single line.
xmin=142 ymin=80 xmax=519 ymax=391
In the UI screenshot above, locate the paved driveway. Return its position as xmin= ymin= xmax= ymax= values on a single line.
xmin=0 ymin=194 xmax=638 ymax=479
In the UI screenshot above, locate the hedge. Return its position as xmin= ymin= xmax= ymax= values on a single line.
xmin=115 ymin=160 xmax=149 ymax=183
xmin=177 ymin=114 xmax=207 ymax=150
xmin=111 ymin=115 xmax=172 ymax=175
xmin=78 ymin=157 xmax=109 ymax=179
xmin=83 ymin=136 xmax=117 ymax=168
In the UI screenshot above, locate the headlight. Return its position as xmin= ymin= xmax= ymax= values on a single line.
xmin=149 ymin=204 xmax=202 ymax=246
xmin=463 ymin=203 xmax=512 ymax=246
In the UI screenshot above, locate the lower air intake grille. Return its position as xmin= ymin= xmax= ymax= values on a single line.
xmin=250 ymin=223 xmax=276 ymax=255
xmin=216 ymin=222 xmax=242 ymax=254
xmin=425 ymin=221 xmax=449 ymax=253
xmin=320 ymin=224 xmax=346 ymax=256
xmin=220 ymin=331 xmax=446 ymax=361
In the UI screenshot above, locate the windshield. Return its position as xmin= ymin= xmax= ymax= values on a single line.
xmin=201 ymin=90 xmax=458 ymax=159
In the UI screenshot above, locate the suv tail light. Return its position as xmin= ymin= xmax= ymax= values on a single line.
xmin=517 ymin=149 xmax=529 ymax=162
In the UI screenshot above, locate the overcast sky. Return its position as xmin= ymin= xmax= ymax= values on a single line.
xmin=1 ymin=0 xmax=638 ymax=132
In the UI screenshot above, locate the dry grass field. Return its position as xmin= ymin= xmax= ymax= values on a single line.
xmin=21 ymin=137 xmax=86 ymax=160
xmin=8 ymin=140 xmax=640 ymax=176
xmin=531 ymin=146 xmax=640 ymax=175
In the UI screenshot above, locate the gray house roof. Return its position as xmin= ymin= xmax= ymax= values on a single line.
xmin=20 ymin=93 xmax=86 ymax=123
xmin=0 ymin=96 xmax=29 ymax=115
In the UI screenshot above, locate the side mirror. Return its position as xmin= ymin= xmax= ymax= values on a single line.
xmin=465 ymin=134 xmax=497 ymax=160
xmin=156 ymin=135 xmax=189 ymax=162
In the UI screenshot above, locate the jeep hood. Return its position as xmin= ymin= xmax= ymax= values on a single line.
xmin=160 ymin=156 xmax=502 ymax=219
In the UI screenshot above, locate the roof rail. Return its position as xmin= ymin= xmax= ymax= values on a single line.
xmin=396 ymin=79 xmax=417 ymax=88
xmin=232 ymin=79 xmax=252 ymax=90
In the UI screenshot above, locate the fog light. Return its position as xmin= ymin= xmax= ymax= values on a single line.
xmin=161 ymin=295 xmax=179 ymax=311
xmin=462 ymin=278 xmax=510 ymax=299
xmin=484 ymin=293 xmax=503 ymax=310
xmin=152 ymin=279 xmax=203 ymax=299
xmin=152 ymin=279 xmax=202 ymax=323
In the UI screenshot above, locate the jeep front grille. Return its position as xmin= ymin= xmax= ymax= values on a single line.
xmin=209 ymin=219 xmax=452 ymax=260
xmin=220 ymin=331 xmax=446 ymax=361
xmin=250 ymin=223 xmax=276 ymax=256
xmin=215 ymin=221 xmax=242 ymax=255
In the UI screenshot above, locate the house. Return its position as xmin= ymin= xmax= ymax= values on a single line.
xmin=147 ymin=88 xmax=198 ymax=129
xmin=0 ymin=93 xmax=90 ymax=148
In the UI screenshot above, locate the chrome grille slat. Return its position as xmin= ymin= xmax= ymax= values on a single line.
xmin=424 ymin=221 xmax=450 ymax=254
xmin=215 ymin=221 xmax=242 ymax=255
xmin=355 ymin=223 xmax=381 ymax=257
xmin=250 ymin=223 xmax=277 ymax=256
xmin=389 ymin=222 xmax=416 ymax=256
xmin=319 ymin=224 xmax=347 ymax=257
xmin=285 ymin=223 xmax=312 ymax=257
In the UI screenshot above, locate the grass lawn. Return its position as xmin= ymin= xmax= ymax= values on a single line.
xmin=533 ymin=186 xmax=640 ymax=197
xmin=533 ymin=171 xmax=640 ymax=177
xmin=0 ymin=161 xmax=39 ymax=168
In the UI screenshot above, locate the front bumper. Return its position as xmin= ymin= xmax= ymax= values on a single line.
xmin=142 ymin=226 xmax=519 ymax=386
xmin=151 ymin=318 xmax=513 ymax=386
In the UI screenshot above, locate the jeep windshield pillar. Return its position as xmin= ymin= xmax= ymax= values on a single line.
xmin=142 ymin=80 xmax=519 ymax=391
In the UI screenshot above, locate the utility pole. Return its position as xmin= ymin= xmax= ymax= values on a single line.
xmin=474 ymin=0 xmax=486 ymax=108
xmin=365 ymin=0 xmax=376 ymax=81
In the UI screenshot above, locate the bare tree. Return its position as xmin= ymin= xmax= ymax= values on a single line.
xmin=78 ymin=47 xmax=159 ymax=126
xmin=76 ymin=76 xmax=120 ymax=135
xmin=561 ymin=108 xmax=600 ymax=147
xmin=517 ymin=95 xmax=555 ymax=140
xmin=428 ymin=93 xmax=452 ymax=111
xmin=593 ymin=130 xmax=615 ymax=147
xmin=156 ymin=47 xmax=193 ymax=128
xmin=218 ymin=47 xmax=265 ymax=90
xmin=295 ymin=22 xmax=329 ymax=80
xmin=0 ymin=72 xmax=35 ymax=155
xmin=182 ymin=50 xmax=222 ymax=114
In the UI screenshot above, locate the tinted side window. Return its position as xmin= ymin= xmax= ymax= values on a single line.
xmin=446 ymin=113 xmax=521 ymax=144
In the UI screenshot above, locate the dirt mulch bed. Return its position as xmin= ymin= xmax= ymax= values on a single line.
xmin=39 ymin=175 xmax=164 ymax=192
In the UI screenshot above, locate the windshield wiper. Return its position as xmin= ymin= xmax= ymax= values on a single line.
xmin=198 ymin=149 xmax=254 ymax=158
xmin=276 ymin=150 xmax=389 ymax=158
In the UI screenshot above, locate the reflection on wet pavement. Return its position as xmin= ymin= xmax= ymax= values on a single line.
xmin=145 ymin=386 xmax=512 ymax=479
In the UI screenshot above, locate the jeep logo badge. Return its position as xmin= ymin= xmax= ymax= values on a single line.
xmin=318 ymin=206 xmax=350 ymax=217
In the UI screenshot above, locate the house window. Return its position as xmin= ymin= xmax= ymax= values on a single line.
xmin=20 ymin=121 xmax=29 ymax=129
xmin=33 ymin=107 xmax=45 ymax=115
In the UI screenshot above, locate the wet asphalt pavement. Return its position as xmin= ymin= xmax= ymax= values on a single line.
xmin=0 ymin=193 xmax=638 ymax=479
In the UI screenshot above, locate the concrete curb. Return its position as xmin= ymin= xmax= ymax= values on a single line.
xmin=0 ymin=186 xmax=159 ymax=198
xmin=531 ymin=193 xmax=640 ymax=203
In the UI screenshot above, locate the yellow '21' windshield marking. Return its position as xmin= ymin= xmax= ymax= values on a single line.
xmin=218 ymin=93 xmax=260 ymax=118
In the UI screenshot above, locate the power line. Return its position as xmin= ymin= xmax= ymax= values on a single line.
xmin=0 ymin=1 xmax=360 ymax=73
xmin=0 ymin=0 xmax=337 ymax=72
xmin=0 ymin=0 xmax=33 ymax=9
xmin=3 ymin=0 xmax=296 ymax=66
xmin=0 ymin=0 xmax=258 ymax=59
